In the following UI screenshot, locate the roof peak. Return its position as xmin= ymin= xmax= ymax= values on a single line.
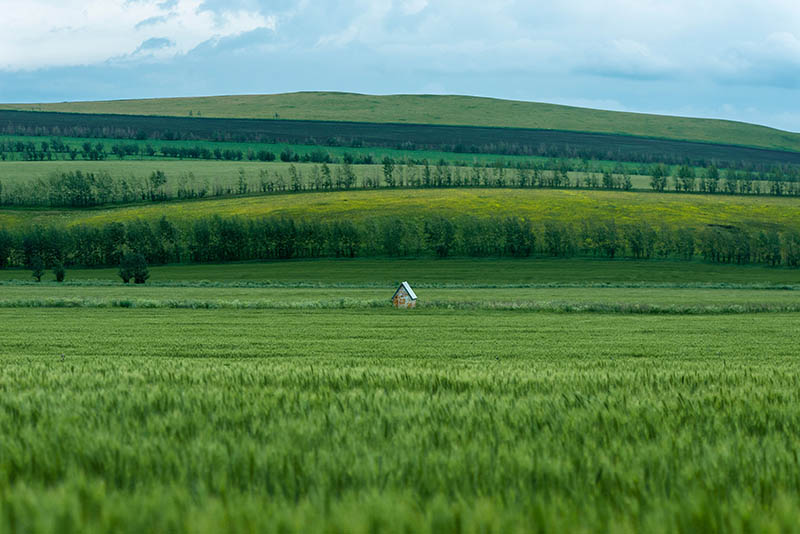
xmin=392 ymin=281 xmax=417 ymax=300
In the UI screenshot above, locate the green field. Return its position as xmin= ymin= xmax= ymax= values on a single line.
xmin=3 ymin=303 xmax=800 ymax=533
xmin=2 ymin=187 xmax=799 ymax=233
xmin=3 ymin=92 xmax=799 ymax=152
xmin=3 ymin=256 xmax=800 ymax=313
xmin=4 ymin=257 xmax=800 ymax=532
xmin=2 ymin=257 xmax=799 ymax=286
xmin=0 ymin=159 xmax=653 ymax=189
xmin=2 ymin=283 xmax=800 ymax=313
xmin=0 ymin=159 xmax=386 ymax=187
xmin=0 ymin=134 xmax=652 ymax=172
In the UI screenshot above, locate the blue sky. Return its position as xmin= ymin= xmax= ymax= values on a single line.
xmin=1 ymin=0 xmax=799 ymax=131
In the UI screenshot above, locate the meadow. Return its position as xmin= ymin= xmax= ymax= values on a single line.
xmin=3 ymin=187 xmax=800 ymax=233
xmin=3 ymin=304 xmax=800 ymax=533
xmin=2 ymin=284 xmax=800 ymax=313
xmin=3 ymin=256 xmax=800 ymax=533
xmin=3 ymin=92 xmax=800 ymax=152
xmin=0 ymin=159 xmax=655 ymax=190
xmin=0 ymin=159 xmax=389 ymax=187
xmin=0 ymin=134 xmax=651 ymax=172
xmin=2 ymin=257 xmax=798 ymax=285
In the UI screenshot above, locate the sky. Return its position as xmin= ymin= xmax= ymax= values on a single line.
xmin=0 ymin=0 xmax=799 ymax=132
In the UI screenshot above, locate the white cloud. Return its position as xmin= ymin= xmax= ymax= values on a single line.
xmin=399 ymin=0 xmax=427 ymax=16
xmin=577 ymin=39 xmax=678 ymax=80
xmin=2 ymin=0 xmax=800 ymax=130
xmin=0 ymin=0 xmax=274 ymax=70
xmin=707 ymin=31 xmax=800 ymax=88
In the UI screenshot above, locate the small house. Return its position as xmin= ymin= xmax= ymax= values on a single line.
xmin=392 ymin=281 xmax=417 ymax=309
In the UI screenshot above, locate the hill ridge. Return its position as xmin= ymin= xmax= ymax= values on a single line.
xmin=1 ymin=91 xmax=799 ymax=153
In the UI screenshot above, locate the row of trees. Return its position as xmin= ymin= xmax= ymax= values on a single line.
xmin=27 ymin=251 xmax=150 ymax=283
xmin=648 ymin=164 xmax=800 ymax=196
xmin=5 ymin=117 xmax=800 ymax=169
xmin=2 ymin=215 xmax=799 ymax=270
xmin=0 ymin=140 xmax=271 ymax=163
xmin=3 ymin=136 xmax=800 ymax=177
xmin=4 ymin=160 xmax=800 ymax=208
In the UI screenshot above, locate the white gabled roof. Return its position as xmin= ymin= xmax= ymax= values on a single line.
xmin=392 ymin=281 xmax=417 ymax=300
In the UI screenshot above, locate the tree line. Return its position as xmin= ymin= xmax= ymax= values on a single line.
xmin=3 ymin=159 xmax=800 ymax=208
xmin=4 ymin=136 xmax=800 ymax=178
xmin=5 ymin=109 xmax=800 ymax=169
xmin=2 ymin=215 xmax=799 ymax=270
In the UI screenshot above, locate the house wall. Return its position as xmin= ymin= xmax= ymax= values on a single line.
xmin=392 ymin=289 xmax=416 ymax=309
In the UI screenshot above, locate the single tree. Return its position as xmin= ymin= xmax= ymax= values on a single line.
xmin=602 ymin=171 xmax=615 ymax=189
xmin=53 ymin=262 xmax=65 ymax=282
xmin=649 ymin=164 xmax=668 ymax=192
xmin=382 ymin=156 xmax=396 ymax=187
xmin=321 ymin=163 xmax=332 ymax=189
xmin=119 ymin=252 xmax=150 ymax=284
xmin=118 ymin=253 xmax=133 ymax=283
xmin=677 ymin=165 xmax=695 ymax=192
xmin=30 ymin=255 xmax=45 ymax=282
xmin=148 ymin=170 xmax=168 ymax=200
xmin=237 ymin=168 xmax=248 ymax=195
xmin=131 ymin=254 xmax=150 ymax=284
xmin=705 ymin=165 xmax=720 ymax=194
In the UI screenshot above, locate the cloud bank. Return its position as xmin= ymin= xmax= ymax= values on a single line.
xmin=0 ymin=0 xmax=273 ymax=70
xmin=0 ymin=0 xmax=798 ymax=131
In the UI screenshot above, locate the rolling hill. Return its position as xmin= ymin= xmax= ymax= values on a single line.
xmin=3 ymin=188 xmax=800 ymax=232
xmin=2 ymin=92 xmax=799 ymax=153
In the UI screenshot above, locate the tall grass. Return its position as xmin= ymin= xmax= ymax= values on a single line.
xmin=2 ymin=279 xmax=799 ymax=290
xmin=3 ymin=308 xmax=800 ymax=532
xmin=1 ymin=295 xmax=799 ymax=314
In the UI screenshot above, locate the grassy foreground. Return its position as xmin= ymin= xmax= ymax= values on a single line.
xmin=3 ymin=92 xmax=799 ymax=152
xmin=4 ymin=188 xmax=800 ymax=232
xmin=3 ymin=307 xmax=800 ymax=533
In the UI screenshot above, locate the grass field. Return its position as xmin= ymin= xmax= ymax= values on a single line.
xmin=2 ymin=284 xmax=800 ymax=313
xmin=2 ymin=257 xmax=799 ymax=286
xmin=3 ymin=305 xmax=800 ymax=533
xmin=3 ymin=258 xmax=800 ymax=532
xmin=0 ymin=159 xmax=656 ymax=190
xmin=0 ymin=159 xmax=388 ymax=187
xmin=3 ymin=92 xmax=799 ymax=152
xmin=2 ymin=256 xmax=799 ymax=313
xmin=0 ymin=134 xmax=656 ymax=173
xmin=2 ymin=187 xmax=800 ymax=233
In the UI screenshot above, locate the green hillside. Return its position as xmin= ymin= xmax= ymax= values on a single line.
xmin=3 ymin=188 xmax=800 ymax=232
xmin=3 ymin=92 xmax=799 ymax=153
